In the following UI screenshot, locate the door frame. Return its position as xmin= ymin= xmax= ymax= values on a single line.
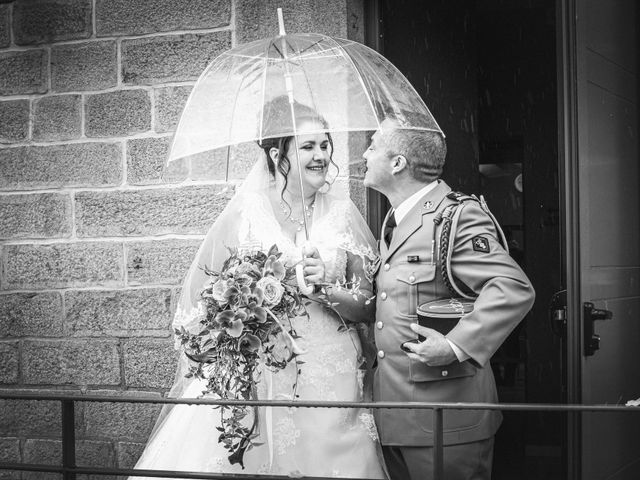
xmin=557 ymin=0 xmax=582 ymax=478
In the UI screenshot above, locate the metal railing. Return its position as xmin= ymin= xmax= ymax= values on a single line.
xmin=1 ymin=392 xmax=638 ymax=480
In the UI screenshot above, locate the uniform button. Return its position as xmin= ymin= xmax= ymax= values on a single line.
xmin=376 ymin=321 xmax=384 ymax=330
xmin=409 ymin=275 xmax=416 ymax=283
xmin=378 ymin=350 xmax=385 ymax=359
xmin=441 ymin=370 xmax=448 ymax=377
xmin=384 ymin=263 xmax=390 ymax=271
xmin=380 ymin=292 xmax=387 ymax=300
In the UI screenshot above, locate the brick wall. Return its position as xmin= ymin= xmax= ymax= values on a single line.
xmin=0 ymin=0 xmax=364 ymax=473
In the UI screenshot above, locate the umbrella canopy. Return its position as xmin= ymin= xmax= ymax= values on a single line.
xmin=167 ymin=30 xmax=443 ymax=164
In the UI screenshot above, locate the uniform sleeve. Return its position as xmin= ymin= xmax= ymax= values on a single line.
xmin=445 ymin=201 xmax=535 ymax=367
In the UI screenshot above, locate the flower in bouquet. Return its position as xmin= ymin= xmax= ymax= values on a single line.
xmin=174 ymin=244 xmax=307 ymax=468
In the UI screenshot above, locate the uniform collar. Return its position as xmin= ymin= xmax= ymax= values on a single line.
xmin=394 ymin=180 xmax=439 ymax=224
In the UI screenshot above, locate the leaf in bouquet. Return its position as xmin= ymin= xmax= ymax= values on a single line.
xmin=267 ymin=244 xmax=280 ymax=257
xmin=185 ymin=349 xmax=217 ymax=363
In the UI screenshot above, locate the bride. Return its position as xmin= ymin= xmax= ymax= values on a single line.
xmin=131 ymin=97 xmax=386 ymax=478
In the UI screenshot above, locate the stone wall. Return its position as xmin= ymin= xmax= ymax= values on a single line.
xmin=0 ymin=0 xmax=364 ymax=474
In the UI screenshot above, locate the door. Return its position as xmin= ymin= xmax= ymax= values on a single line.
xmin=562 ymin=0 xmax=640 ymax=478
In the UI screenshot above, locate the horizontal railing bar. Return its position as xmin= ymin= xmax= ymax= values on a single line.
xmin=0 ymin=462 xmax=370 ymax=480
xmin=0 ymin=392 xmax=638 ymax=412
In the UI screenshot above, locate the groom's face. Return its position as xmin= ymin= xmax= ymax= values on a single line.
xmin=362 ymin=125 xmax=394 ymax=192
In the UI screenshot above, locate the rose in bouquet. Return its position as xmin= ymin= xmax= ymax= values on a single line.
xmin=174 ymin=244 xmax=307 ymax=467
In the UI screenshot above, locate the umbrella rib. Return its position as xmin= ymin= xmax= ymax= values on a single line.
xmin=326 ymin=37 xmax=382 ymax=133
xmin=257 ymin=39 xmax=271 ymax=144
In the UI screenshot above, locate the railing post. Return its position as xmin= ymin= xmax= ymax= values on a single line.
xmin=433 ymin=407 xmax=443 ymax=480
xmin=61 ymin=399 xmax=76 ymax=480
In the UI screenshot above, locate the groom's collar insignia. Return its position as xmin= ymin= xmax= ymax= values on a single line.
xmin=423 ymin=200 xmax=434 ymax=209
xmin=472 ymin=235 xmax=490 ymax=253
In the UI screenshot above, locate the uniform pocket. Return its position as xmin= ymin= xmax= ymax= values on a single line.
xmin=409 ymin=358 xmax=477 ymax=382
xmin=396 ymin=265 xmax=436 ymax=316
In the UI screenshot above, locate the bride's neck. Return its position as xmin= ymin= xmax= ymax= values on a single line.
xmin=274 ymin=181 xmax=316 ymax=209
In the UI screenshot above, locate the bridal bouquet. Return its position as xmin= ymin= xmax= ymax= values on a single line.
xmin=174 ymin=244 xmax=307 ymax=467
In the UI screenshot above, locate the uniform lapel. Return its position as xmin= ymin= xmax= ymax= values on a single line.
xmin=384 ymin=181 xmax=451 ymax=260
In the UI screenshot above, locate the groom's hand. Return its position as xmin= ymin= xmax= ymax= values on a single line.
xmin=404 ymin=323 xmax=457 ymax=366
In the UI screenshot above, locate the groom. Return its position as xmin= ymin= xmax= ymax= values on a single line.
xmin=363 ymin=118 xmax=535 ymax=480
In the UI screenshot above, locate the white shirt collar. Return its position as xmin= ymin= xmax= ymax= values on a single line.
xmin=393 ymin=180 xmax=439 ymax=224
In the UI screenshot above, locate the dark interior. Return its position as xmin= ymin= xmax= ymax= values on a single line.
xmin=381 ymin=1 xmax=564 ymax=477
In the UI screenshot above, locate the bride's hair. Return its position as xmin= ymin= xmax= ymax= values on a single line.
xmin=258 ymin=96 xmax=337 ymax=213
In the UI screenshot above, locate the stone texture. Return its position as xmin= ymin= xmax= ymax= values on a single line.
xmin=51 ymin=41 xmax=117 ymax=93
xmin=0 ymin=437 xmax=20 ymax=464
xmin=0 ymin=100 xmax=29 ymax=143
xmin=76 ymin=184 xmax=233 ymax=237
xmin=13 ymin=0 xmax=92 ymax=45
xmin=23 ymin=438 xmax=60 ymax=465
xmin=22 ymin=339 xmax=120 ymax=385
xmin=0 ymin=342 xmax=18 ymax=384
xmin=191 ymin=141 xmax=260 ymax=180
xmin=123 ymin=338 xmax=176 ymax=389
xmin=0 ymin=193 xmax=72 ymax=240
xmin=235 ymin=0 xmax=347 ymax=43
xmin=0 ymin=397 xmax=61 ymax=436
xmin=85 ymin=89 xmax=151 ymax=137
xmin=33 ymin=95 xmax=81 ymax=141
xmin=0 ymin=292 xmax=64 ymax=337
xmin=3 ymin=242 xmax=123 ymax=290
xmin=65 ymin=288 xmax=172 ymax=337
xmin=83 ymin=390 xmax=162 ymax=442
xmin=116 ymin=441 xmax=145 ymax=468
xmin=126 ymin=239 xmax=201 ymax=285
xmin=96 ymin=0 xmax=230 ymax=36
xmin=126 ymin=136 xmax=188 ymax=185
xmin=154 ymin=85 xmax=192 ymax=133
xmin=122 ymin=32 xmax=231 ymax=85
xmin=0 ymin=50 xmax=47 ymax=95
xmin=0 ymin=143 xmax=122 ymax=190
xmin=0 ymin=5 xmax=9 ymax=48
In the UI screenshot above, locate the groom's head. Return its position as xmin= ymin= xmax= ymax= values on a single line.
xmin=362 ymin=117 xmax=446 ymax=194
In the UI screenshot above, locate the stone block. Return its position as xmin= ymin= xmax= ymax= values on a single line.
xmin=0 ymin=437 xmax=20 ymax=463
xmin=96 ymin=0 xmax=230 ymax=36
xmin=126 ymin=239 xmax=201 ymax=286
xmin=0 ymin=193 xmax=72 ymax=240
xmin=191 ymin=142 xmax=259 ymax=181
xmin=85 ymin=90 xmax=151 ymax=138
xmin=22 ymin=339 xmax=121 ymax=385
xmin=83 ymin=390 xmax=162 ymax=442
xmin=33 ymin=95 xmax=81 ymax=141
xmin=51 ymin=41 xmax=117 ymax=93
xmin=126 ymin=136 xmax=188 ymax=185
xmin=123 ymin=338 xmax=176 ymax=389
xmin=235 ymin=0 xmax=347 ymax=43
xmin=0 ymin=100 xmax=29 ymax=143
xmin=0 ymin=143 xmax=122 ymax=190
xmin=122 ymin=32 xmax=231 ymax=85
xmin=154 ymin=85 xmax=192 ymax=134
xmin=3 ymin=242 xmax=123 ymax=290
xmin=116 ymin=441 xmax=145 ymax=468
xmin=0 ymin=5 xmax=9 ymax=48
xmin=13 ymin=0 xmax=92 ymax=45
xmin=0 ymin=50 xmax=47 ymax=96
xmin=0 ymin=342 xmax=18 ymax=384
xmin=76 ymin=184 xmax=233 ymax=237
xmin=0 ymin=397 xmax=61 ymax=437
xmin=23 ymin=438 xmax=60 ymax=465
xmin=0 ymin=292 xmax=64 ymax=337
xmin=65 ymin=288 xmax=172 ymax=337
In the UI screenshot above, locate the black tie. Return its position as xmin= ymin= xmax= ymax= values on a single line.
xmin=384 ymin=211 xmax=396 ymax=247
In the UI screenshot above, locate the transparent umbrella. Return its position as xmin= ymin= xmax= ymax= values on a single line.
xmin=167 ymin=9 xmax=442 ymax=237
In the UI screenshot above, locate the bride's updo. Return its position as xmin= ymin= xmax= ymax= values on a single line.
xmin=258 ymin=95 xmax=334 ymax=201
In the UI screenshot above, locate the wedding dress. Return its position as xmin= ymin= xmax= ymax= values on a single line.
xmin=131 ymin=162 xmax=386 ymax=479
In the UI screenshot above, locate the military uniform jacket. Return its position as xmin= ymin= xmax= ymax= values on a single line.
xmin=373 ymin=180 xmax=535 ymax=446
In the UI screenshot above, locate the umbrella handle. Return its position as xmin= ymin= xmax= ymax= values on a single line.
xmin=295 ymin=263 xmax=314 ymax=295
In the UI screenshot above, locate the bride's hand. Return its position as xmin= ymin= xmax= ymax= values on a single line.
xmin=302 ymin=244 xmax=325 ymax=287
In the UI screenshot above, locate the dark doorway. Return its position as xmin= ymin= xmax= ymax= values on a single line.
xmin=376 ymin=1 xmax=564 ymax=478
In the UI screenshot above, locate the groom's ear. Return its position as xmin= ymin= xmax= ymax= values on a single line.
xmin=391 ymin=154 xmax=408 ymax=175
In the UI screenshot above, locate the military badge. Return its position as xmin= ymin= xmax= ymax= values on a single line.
xmin=423 ymin=200 xmax=434 ymax=209
xmin=472 ymin=235 xmax=490 ymax=253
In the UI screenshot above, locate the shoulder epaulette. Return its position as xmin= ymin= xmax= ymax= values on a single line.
xmin=435 ymin=191 xmax=509 ymax=299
